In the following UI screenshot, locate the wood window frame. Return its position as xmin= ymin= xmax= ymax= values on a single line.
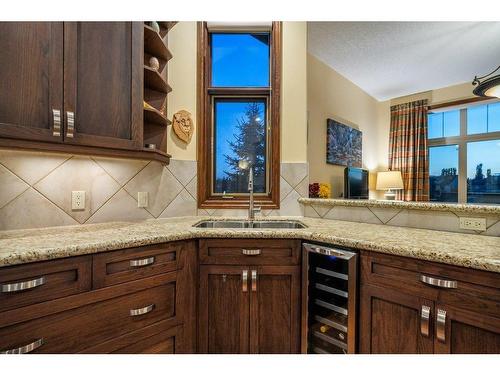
xmin=197 ymin=21 xmax=281 ymax=210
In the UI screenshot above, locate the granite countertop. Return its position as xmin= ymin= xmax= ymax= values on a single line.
xmin=298 ymin=197 xmax=500 ymax=215
xmin=1 ymin=216 xmax=499 ymax=273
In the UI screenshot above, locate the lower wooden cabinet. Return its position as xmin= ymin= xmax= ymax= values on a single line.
xmin=359 ymin=250 xmax=500 ymax=354
xmin=198 ymin=264 xmax=301 ymax=354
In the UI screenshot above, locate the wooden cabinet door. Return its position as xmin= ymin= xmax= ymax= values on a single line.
xmin=249 ymin=266 xmax=301 ymax=354
xmin=0 ymin=22 xmax=63 ymax=142
xmin=198 ymin=265 xmax=250 ymax=353
xmin=359 ymin=284 xmax=434 ymax=354
xmin=434 ymin=304 xmax=500 ymax=354
xmin=63 ymin=22 xmax=142 ymax=150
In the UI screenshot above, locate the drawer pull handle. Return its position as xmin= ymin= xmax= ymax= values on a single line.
xmin=436 ymin=309 xmax=447 ymax=343
xmin=129 ymin=304 xmax=155 ymax=317
xmin=251 ymin=270 xmax=257 ymax=292
xmin=420 ymin=275 xmax=457 ymax=289
xmin=1 ymin=276 xmax=46 ymax=293
xmin=52 ymin=109 xmax=61 ymax=137
xmin=242 ymin=249 xmax=261 ymax=256
xmin=1 ymin=338 xmax=44 ymax=354
xmin=130 ymin=256 xmax=155 ymax=268
xmin=242 ymin=270 xmax=248 ymax=292
xmin=420 ymin=305 xmax=431 ymax=337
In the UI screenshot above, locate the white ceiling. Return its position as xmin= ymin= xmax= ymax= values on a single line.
xmin=307 ymin=22 xmax=500 ymax=101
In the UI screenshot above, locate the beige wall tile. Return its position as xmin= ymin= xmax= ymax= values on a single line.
xmin=0 ymin=188 xmax=77 ymax=230
xmin=34 ymin=156 xmax=121 ymax=223
xmin=281 ymin=162 xmax=308 ymax=189
xmin=387 ymin=210 xmax=462 ymax=232
xmin=124 ymin=162 xmax=183 ymax=217
xmin=0 ymin=164 xmax=29 ymax=208
xmin=0 ymin=149 xmax=70 ymax=185
xmin=368 ymin=207 xmax=401 ymax=224
xmin=159 ymin=189 xmax=197 ymax=218
xmin=167 ymin=159 xmax=197 ymax=186
xmin=277 ymin=190 xmax=303 ymax=216
xmin=86 ymin=189 xmax=153 ymax=224
xmin=185 ymin=176 xmax=197 ymax=200
xmin=92 ymin=157 xmax=149 ymax=186
xmin=325 ymin=206 xmax=382 ymax=224
xmin=280 ymin=176 xmax=293 ymax=202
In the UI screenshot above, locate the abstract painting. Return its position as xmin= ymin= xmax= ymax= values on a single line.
xmin=326 ymin=119 xmax=362 ymax=167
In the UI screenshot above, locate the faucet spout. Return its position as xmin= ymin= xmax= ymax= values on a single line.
xmin=248 ymin=167 xmax=261 ymax=220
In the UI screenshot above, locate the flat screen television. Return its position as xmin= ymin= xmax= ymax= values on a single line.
xmin=344 ymin=167 xmax=369 ymax=199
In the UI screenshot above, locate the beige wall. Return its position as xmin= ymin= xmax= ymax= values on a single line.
xmin=167 ymin=22 xmax=308 ymax=163
xmin=390 ymin=81 xmax=475 ymax=106
xmin=307 ymin=53 xmax=389 ymax=198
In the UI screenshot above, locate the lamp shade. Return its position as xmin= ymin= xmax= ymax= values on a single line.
xmin=376 ymin=171 xmax=404 ymax=190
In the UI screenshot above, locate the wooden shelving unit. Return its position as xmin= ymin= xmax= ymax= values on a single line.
xmin=142 ymin=21 xmax=176 ymax=160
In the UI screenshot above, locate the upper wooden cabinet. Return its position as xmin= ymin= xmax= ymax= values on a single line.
xmin=0 ymin=22 xmax=63 ymax=143
xmin=63 ymin=22 xmax=142 ymax=150
xmin=0 ymin=22 xmax=172 ymax=164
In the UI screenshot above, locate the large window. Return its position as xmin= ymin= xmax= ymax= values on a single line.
xmin=428 ymin=101 xmax=500 ymax=204
xmin=197 ymin=22 xmax=281 ymax=209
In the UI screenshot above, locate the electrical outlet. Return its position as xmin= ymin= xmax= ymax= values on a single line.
xmin=137 ymin=191 xmax=148 ymax=208
xmin=459 ymin=217 xmax=486 ymax=231
xmin=71 ymin=191 xmax=86 ymax=210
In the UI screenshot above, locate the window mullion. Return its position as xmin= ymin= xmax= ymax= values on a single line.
xmin=458 ymin=109 xmax=468 ymax=203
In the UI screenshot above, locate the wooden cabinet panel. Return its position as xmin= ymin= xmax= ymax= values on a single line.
xmin=359 ymin=284 xmax=434 ymax=354
xmin=0 ymin=256 xmax=91 ymax=313
xmin=92 ymin=242 xmax=184 ymax=288
xmin=0 ymin=22 xmax=63 ymax=142
xmin=63 ymin=22 xmax=142 ymax=149
xmin=250 ymin=266 xmax=301 ymax=354
xmin=199 ymin=239 xmax=301 ymax=266
xmin=198 ymin=265 xmax=249 ymax=354
xmin=434 ymin=304 xmax=500 ymax=354
xmin=0 ymin=279 xmax=176 ymax=354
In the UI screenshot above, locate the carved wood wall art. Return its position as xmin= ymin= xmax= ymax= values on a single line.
xmin=172 ymin=110 xmax=194 ymax=143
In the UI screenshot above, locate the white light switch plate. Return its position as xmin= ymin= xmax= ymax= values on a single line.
xmin=137 ymin=192 xmax=148 ymax=208
xmin=71 ymin=191 xmax=86 ymax=210
xmin=459 ymin=217 xmax=486 ymax=231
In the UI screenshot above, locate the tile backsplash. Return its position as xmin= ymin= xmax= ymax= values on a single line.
xmin=0 ymin=149 xmax=309 ymax=231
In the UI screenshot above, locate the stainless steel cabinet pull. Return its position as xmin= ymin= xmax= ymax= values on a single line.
xmin=1 ymin=338 xmax=44 ymax=354
xmin=129 ymin=304 xmax=155 ymax=317
xmin=420 ymin=275 xmax=457 ymax=289
xmin=129 ymin=256 xmax=155 ymax=268
xmin=242 ymin=270 xmax=248 ymax=292
xmin=1 ymin=276 xmax=46 ymax=293
xmin=420 ymin=305 xmax=431 ymax=337
xmin=242 ymin=249 xmax=261 ymax=256
xmin=66 ymin=111 xmax=75 ymax=138
xmin=251 ymin=270 xmax=257 ymax=292
xmin=436 ymin=309 xmax=447 ymax=343
xmin=52 ymin=109 xmax=61 ymax=137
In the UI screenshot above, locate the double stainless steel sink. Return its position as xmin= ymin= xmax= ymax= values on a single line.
xmin=192 ymin=220 xmax=307 ymax=229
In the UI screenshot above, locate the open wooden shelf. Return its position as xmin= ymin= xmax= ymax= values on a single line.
xmin=144 ymin=65 xmax=172 ymax=94
xmin=158 ymin=22 xmax=178 ymax=34
xmin=144 ymin=106 xmax=171 ymax=126
xmin=144 ymin=24 xmax=173 ymax=62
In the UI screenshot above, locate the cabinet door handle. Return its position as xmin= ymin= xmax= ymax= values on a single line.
xmin=1 ymin=338 xmax=44 ymax=354
xmin=52 ymin=109 xmax=61 ymax=137
xmin=242 ymin=270 xmax=248 ymax=292
xmin=251 ymin=270 xmax=257 ymax=292
xmin=420 ymin=305 xmax=431 ymax=337
xmin=242 ymin=249 xmax=261 ymax=256
xmin=129 ymin=256 xmax=155 ymax=268
xmin=436 ymin=309 xmax=447 ymax=343
xmin=1 ymin=276 xmax=46 ymax=293
xmin=129 ymin=304 xmax=155 ymax=317
xmin=420 ymin=275 xmax=457 ymax=289
xmin=66 ymin=111 xmax=75 ymax=138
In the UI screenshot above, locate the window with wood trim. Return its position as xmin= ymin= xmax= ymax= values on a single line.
xmin=197 ymin=22 xmax=281 ymax=209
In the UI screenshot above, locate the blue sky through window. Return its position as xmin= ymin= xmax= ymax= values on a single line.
xmin=211 ymin=33 xmax=270 ymax=87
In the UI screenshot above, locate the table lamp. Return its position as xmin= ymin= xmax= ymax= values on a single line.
xmin=376 ymin=171 xmax=404 ymax=200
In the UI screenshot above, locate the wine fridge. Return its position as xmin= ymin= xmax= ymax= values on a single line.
xmin=302 ymin=243 xmax=357 ymax=354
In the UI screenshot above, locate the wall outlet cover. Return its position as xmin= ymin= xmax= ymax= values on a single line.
xmin=71 ymin=191 xmax=86 ymax=210
xmin=459 ymin=217 xmax=486 ymax=231
xmin=137 ymin=191 xmax=148 ymax=208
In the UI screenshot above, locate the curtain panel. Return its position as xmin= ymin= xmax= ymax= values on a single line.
xmin=388 ymin=99 xmax=429 ymax=201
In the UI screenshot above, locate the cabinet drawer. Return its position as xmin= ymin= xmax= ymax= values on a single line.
xmin=199 ymin=239 xmax=301 ymax=265
xmin=0 ymin=278 xmax=177 ymax=354
xmin=0 ymin=256 xmax=91 ymax=313
xmin=360 ymin=251 xmax=500 ymax=318
xmin=93 ymin=242 xmax=184 ymax=288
